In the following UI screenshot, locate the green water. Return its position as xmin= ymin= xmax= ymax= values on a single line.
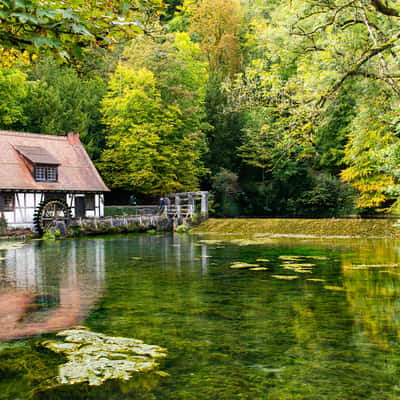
xmin=1 ymin=234 xmax=400 ymax=399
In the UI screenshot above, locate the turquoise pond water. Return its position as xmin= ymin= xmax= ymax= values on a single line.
xmin=1 ymin=233 xmax=400 ymax=399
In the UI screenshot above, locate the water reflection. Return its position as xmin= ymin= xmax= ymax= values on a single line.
xmin=3 ymin=234 xmax=400 ymax=399
xmin=0 ymin=239 xmax=105 ymax=341
xmin=341 ymin=241 xmax=400 ymax=350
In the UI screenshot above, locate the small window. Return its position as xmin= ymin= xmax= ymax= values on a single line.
xmin=0 ymin=193 xmax=14 ymax=211
xmin=35 ymin=165 xmax=58 ymax=182
xmin=85 ymin=194 xmax=95 ymax=210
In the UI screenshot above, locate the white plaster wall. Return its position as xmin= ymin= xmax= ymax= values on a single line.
xmin=98 ymin=194 xmax=104 ymax=217
xmin=4 ymin=192 xmax=106 ymax=229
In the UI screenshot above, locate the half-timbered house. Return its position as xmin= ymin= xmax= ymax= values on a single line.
xmin=0 ymin=130 xmax=109 ymax=231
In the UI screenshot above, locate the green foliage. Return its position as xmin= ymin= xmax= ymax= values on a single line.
xmin=0 ymin=0 xmax=164 ymax=58
xmin=211 ymin=169 xmax=242 ymax=217
xmin=100 ymin=33 xmax=209 ymax=196
xmin=175 ymin=224 xmax=190 ymax=233
xmin=0 ymin=67 xmax=27 ymax=126
xmin=341 ymin=93 xmax=400 ymax=210
xmin=3 ymin=0 xmax=400 ymax=216
xmin=16 ymin=57 xmax=107 ymax=159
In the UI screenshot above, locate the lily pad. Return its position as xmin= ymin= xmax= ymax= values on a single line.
xmin=230 ymin=262 xmax=259 ymax=269
xmin=42 ymin=328 xmax=167 ymax=386
xmin=131 ymin=257 xmax=143 ymax=261
xmin=306 ymin=278 xmax=326 ymax=282
xmin=272 ymin=275 xmax=299 ymax=280
xmin=256 ymin=258 xmax=270 ymax=262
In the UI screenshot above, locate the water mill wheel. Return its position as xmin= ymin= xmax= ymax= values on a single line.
xmin=33 ymin=199 xmax=72 ymax=235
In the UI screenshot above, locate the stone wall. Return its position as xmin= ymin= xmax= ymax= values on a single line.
xmin=71 ymin=215 xmax=172 ymax=235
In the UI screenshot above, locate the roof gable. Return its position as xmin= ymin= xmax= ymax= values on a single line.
xmin=0 ymin=131 xmax=109 ymax=192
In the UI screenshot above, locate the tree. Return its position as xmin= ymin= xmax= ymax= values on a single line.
xmin=100 ymin=65 xmax=206 ymax=194
xmin=341 ymin=92 xmax=400 ymax=210
xmin=0 ymin=0 xmax=164 ymax=58
xmin=0 ymin=67 xmax=27 ymax=126
xmin=12 ymin=57 xmax=107 ymax=159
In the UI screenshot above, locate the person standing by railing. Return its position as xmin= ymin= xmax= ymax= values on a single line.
xmin=159 ymin=195 xmax=165 ymax=214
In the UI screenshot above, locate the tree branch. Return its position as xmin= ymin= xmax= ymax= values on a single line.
xmin=370 ymin=0 xmax=400 ymax=17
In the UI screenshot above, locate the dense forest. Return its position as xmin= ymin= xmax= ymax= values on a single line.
xmin=2 ymin=0 xmax=400 ymax=217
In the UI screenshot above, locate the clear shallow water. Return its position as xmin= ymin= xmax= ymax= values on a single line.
xmin=1 ymin=234 xmax=400 ymax=399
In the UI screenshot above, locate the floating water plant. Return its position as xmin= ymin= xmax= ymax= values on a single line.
xmin=198 ymin=240 xmax=224 ymax=245
xmin=306 ymin=278 xmax=326 ymax=282
xmin=230 ymin=262 xmax=260 ymax=269
xmin=0 ymin=241 xmax=25 ymax=251
xmin=272 ymin=275 xmax=299 ymax=280
xmin=42 ymin=328 xmax=167 ymax=386
xmin=324 ymin=285 xmax=345 ymax=292
xmin=256 ymin=259 xmax=270 ymax=262
xmin=282 ymin=263 xmax=315 ymax=273
xmin=278 ymin=255 xmax=305 ymax=261
xmin=278 ymin=255 xmax=328 ymax=261
xmin=249 ymin=267 xmax=268 ymax=271
xmin=131 ymin=257 xmax=143 ymax=261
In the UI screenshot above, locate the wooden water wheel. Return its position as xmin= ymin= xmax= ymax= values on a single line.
xmin=33 ymin=199 xmax=72 ymax=235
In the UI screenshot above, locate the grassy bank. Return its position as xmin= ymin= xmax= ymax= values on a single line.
xmin=193 ymin=218 xmax=400 ymax=238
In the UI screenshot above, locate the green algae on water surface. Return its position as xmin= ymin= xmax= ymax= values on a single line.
xmin=229 ymin=262 xmax=260 ymax=269
xmin=42 ymin=328 xmax=167 ymax=386
xmin=272 ymin=275 xmax=299 ymax=280
xmin=324 ymin=285 xmax=346 ymax=292
xmin=0 ymin=241 xmax=25 ymax=251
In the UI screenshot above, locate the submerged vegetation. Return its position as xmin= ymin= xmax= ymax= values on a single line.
xmin=42 ymin=328 xmax=167 ymax=386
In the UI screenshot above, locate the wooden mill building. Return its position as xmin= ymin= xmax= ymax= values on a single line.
xmin=0 ymin=130 xmax=109 ymax=231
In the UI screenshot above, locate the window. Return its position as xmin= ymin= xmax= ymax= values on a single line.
xmin=0 ymin=193 xmax=14 ymax=211
xmin=85 ymin=194 xmax=95 ymax=210
xmin=34 ymin=165 xmax=58 ymax=182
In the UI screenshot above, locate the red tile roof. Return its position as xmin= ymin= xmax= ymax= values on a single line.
xmin=0 ymin=131 xmax=109 ymax=192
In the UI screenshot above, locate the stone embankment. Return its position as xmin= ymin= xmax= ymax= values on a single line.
xmin=72 ymin=215 xmax=171 ymax=235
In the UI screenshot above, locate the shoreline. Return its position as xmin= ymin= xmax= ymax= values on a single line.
xmin=192 ymin=218 xmax=400 ymax=239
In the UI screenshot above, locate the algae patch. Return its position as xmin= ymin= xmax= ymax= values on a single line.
xmin=0 ymin=241 xmax=25 ymax=251
xmin=42 ymin=328 xmax=167 ymax=386
xmin=324 ymin=285 xmax=345 ymax=292
xmin=272 ymin=275 xmax=299 ymax=280
xmin=230 ymin=262 xmax=260 ymax=269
